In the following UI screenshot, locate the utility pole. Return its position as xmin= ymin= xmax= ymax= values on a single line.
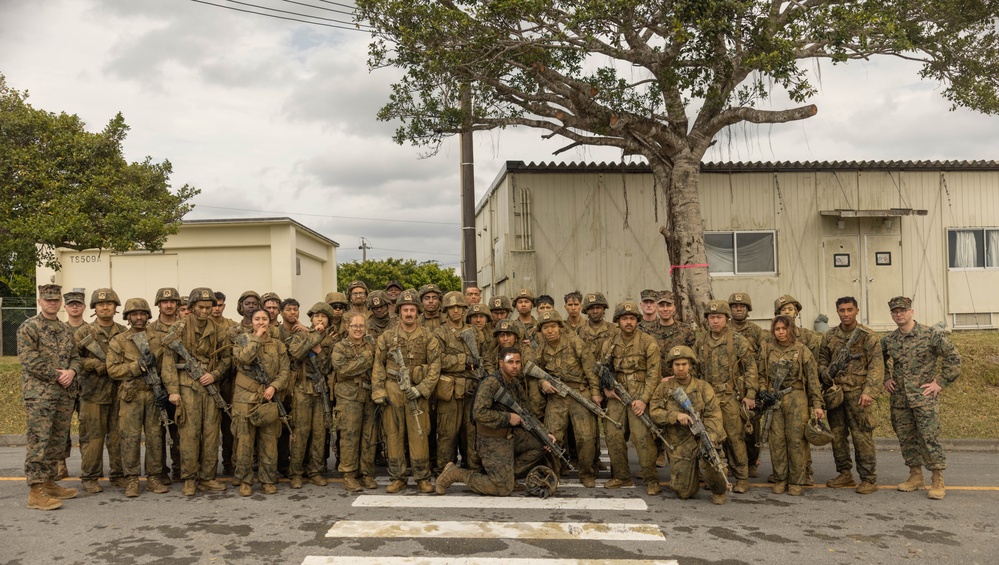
xmin=459 ymin=85 xmax=477 ymax=289
xmin=358 ymin=237 xmax=371 ymax=261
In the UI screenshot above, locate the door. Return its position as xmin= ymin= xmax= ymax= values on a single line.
xmin=863 ymin=234 xmax=902 ymax=329
xmin=823 ymin=236 xmax=862 ymax=315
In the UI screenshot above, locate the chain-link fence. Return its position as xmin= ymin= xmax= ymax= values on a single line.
xmin=1 ymin=297 xmax=37 ymax=356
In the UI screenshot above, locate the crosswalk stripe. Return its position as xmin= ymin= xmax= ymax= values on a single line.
xmin=352 ymin=494 xmax=648 ymax=511
xmin=303 ymin=558 xmax=678 ymax=565
xmin=324 ymin=520 xmax=665 ymax=541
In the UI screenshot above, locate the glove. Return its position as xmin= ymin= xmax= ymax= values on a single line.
xmin=142 ymin=350 xmax=157 ymax=370
xmin=405 ymin=387 xmax=421 ymax=400
xmin=154 ymin=389 xmax=171 ymax=409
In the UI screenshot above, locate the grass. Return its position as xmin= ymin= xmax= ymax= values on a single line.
xmin=2 ymin=330 xmax=998 ymax=437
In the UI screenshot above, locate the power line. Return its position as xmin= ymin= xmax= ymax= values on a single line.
xmin=223 ymin=0 xmax=371 ymax=28
xmin=195 ymin=204 xmax=461 ymax=226
xmin=311 ymin=0 xmax=359 ymax=9
xmin=279 ymin=0 xmax=358 ymax=17
xmin=189 ymin=0 xmax=370 ymax=32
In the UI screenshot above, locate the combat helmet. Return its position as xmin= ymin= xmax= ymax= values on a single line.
xmin=419 ymin=284 xmax=442 ymax=299
xmin=466 ymin=303 xmax=490 ymax=322
xmin=773 ymin=294 xmax=803 ymax=315
xmin=823 ymin=384 xmax=843 ymax=410
xmin=396 ymin=289 xmax=423 ymax=312
xmin=122 ymin=298 xmax=152 ymax=318
xmin=728 ymin=292 xmax=753 ymax=312
xmin=581 ymin=292 xmax=609 ymax=312
xmin=493 ymin=319 xmax=522 ymax=339
xmin=307 ymin=301 xmax=335 ymax=321
xmin=90 ymin=288 xmax=121 ymax=308
xmin=537 ymin=310 xmax=564 ymax=328
xmin=260 ymin=292 xmax=282 ymax=307
xmin=613 ymin=301 xmax=641 ymax=322
xmin=154 ymin=287 xmax=180 ymax=305
xmin=367 ymin=290 xmax=390 ymax=309
xmin=805 ymin=417 xmax=834 ymax=446
xmin=514 ymin=288 xmax=536 ymax=305
xmin=488 ymin=295 xmax=512 ymax=312
xmin=188 ymin=287 xmax=217 ymax=306
xmin=524 ymin=465 xmax=559 ymax=498
xmin=237 ymin=290 xmax=261 ymax=316
xmin=324 ymin=291 xmax=348 ymax=307
xmin=704 ymin=299 xmax=732 ymax=318
xmin=442 ymin=290 xmax=468 ymax=309
xmin=665 ymin=345 xmax=698 ymax=365
xmin=346 ymin=280 xmax=369 ymax=295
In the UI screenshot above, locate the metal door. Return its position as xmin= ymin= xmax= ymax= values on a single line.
xmin=823 ymin=236 xmax=862 ymax=315
xmin=863 ymin=234 xmax=902 ymax=329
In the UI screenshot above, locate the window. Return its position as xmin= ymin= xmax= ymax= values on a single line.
xmin=704 ymin=231 xmax=776 ymax=275
xmin=948 ymin=228 xmax=999 ymax=269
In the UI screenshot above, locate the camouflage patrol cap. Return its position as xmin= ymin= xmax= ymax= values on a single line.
xmin=773 ymin=294 xmax=803 ymax=315
xmin=640 ymin=289 xmax=658 ymax=302
xmin=888 ymin=296 xmax=912 ymax=311
xmin=90 ymin=288 xmax=121 ymax=308
xmin=396 ymin=288 xmax=422 ymax=311
xmin=324 ymin=291 xmax=348 ymax=307
xmin=347 ymin=280 xmax=369 ymax=294
xmin=704 ymin=299 xmax=732 ymax=318
xmin=656 ymin=291 xmax=675 ymax=304
xmin=419 ymin=284 xmax=442 ymax=299
xmin=442 ymin=290 xmax=468 ymax=309
xmin=180 ymin=296 xmax=189 ymax=306
xmin=466 ymin=303 xmax=490 ymax=321
xmin=537 ymin=309 xmax=564 ymax=328
xmin=237 ymin=290 xmax=261 ymax=316
xmin=154 ymin=287 xmax=179 ymax=305
xmin=385 ymin=280 xmax=403 ymax=292
xmin=613 ymin=301 xmax=640 ymax=322
xmin=665 ymin=345 xmax=697 ymax=365
xmin=367 ymin=290 xmax=390 ymax=309
xmin=582 ymin=292 xmax=609 ymax=312
xmin=38 ymin=284 xmax=62 ymax=300
xmin=307 ymin=301 xmax=335 ymax=320
xmin=260 ymin=292 xmax=282 ymax=306
xmin=122 ymin=297 xmax=152 ymax=317
xmin=188 ymin=287 xmax=217 ymax=306
xmin=514 ymin=288 xmax=535 ymax=305
xmin=728 ymin=292 xmax=753 ymax=311
xmin=493 ymin=319 xmax=522 ymax=339
xmin=63 ymin=288 xmax=86 ymax=305
xmin=488 ymin=295 xmax=512 ymax=312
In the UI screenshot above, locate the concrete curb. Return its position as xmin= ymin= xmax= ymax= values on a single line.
xmin=0 ymin=434 xmax=997 ymax=451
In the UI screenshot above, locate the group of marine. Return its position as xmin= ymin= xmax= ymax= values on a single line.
xmin=18 ymin=280 xmax=960 ymax=510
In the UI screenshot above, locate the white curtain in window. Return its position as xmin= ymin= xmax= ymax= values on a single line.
xmin=736 ymin=233 xmax=776 ymax=273
xmin=954 ymin=231 xmax=978 ymax=268
xmin=705 ymin=234 xmax=735 ymax=273
xmin=987 ymin=230 xmax=999 ymax=268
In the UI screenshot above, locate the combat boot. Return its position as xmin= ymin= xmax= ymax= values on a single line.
xmin=897 ymin=467 xmax=925 ymax=492
xmin=772 ymin=481 xmax=787 ymax=494
xmin=855 ymin=481 xmax=877 ymax=495
xmin=28 ymin=485 xmax=62 ymax=511
xmin=261 ymin=483 xmax=278 ymax=495
xmin=158 ymin=472 xmax=172 ymax=486
xmin=198 ymin=479 xmax=228 ymax=492
xmin=732 ymin=479 xmax=749 ymax=494
xmin=646 ymin=480 xmax=662 ymax=496
xmin=124 ymin=478 xmax=140 ymax=498
xmin=239 ymin=482 xmax=252 ymax=497
xmin=343 ymin=474 xmax=363 ymax=492
xmin=386 ymin=479 xmax=408 ymax=493
xmin=310 ymin=475 xmax=328 ymax=487
xmin=787 ymin=484 xmax=804 ymax=496
xmin=748 ymin=465 xmax=759 ymax=478
xmin=290 ymin=477 xmax=303 ymax=489
xmin=361 ymin=475 xmax=378 ymax=489
xmin=182 ymin=479 xmax=197 ymax=496
xmin=417 ymin=480 xmax=434 ymax=493
xmin=56 ymin=460 xmax=69 ymax=481
xmin=825 ymin=471 xmax=856 ymax=488
xmin=146 ymin=475 xmax=170 ymax=494
xmin=711 ymin=492 xmax=727 ymax=505
xmin=602 ymin=477 xmax=634 ymax=489
xmin=42 ymin=481 xmax=78 ymax=500
xmin=928 ymin=470 xmax=945 ymax=500
xmin=435 ymin=462 xmax=465 ymax=495
xmin=580 ymin=476 xmax=596 ymax=488
xmin=111 ymin=477 xmax=128 ymax=489
xmin=81 ymin=479 xmax=103 ymax=494
xmin=656 ymin=452 xmax=667 ymax=468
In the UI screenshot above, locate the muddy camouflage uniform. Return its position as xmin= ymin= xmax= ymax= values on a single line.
xmin=434 ymin=322 xmax=484 ymax=471
xmin=331 ymin=337 xmax=378 ymax=481
xmin=647 ymin=322 xmax=696 ymax=378
xmin=286 ymin=325 xmax=334 ymax=482
xmin=74 ymin=319 xmax=127 ymax=483
xmin=232 ymin=333 xmax=290 ymax=487
xmin=18 ymin=313 xmax=82 ymax=485
xmin=881 ymin=322 xmax=961 ymax=471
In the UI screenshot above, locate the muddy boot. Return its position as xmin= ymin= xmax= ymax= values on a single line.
xmin=182 ymin=479 xmax=197 ymax=496
xmin=125 ymin=478 xmax=140 ymax=498
xmin=434 ymin=462 xmax=465 ymax=495
xmin=645 ymin=480 xmax=662 ymax=496
xmin=711 ymin=492 xmax=727 ymax=505
xmin=240 ymin=482 xmax=253 ymax=497
xmin=198 ymin=479 xmax=228 ymax=492
xmin=310 ymin=475 xmax=328 ymax=487
xmin=855 ymin=481 xmax=877 ymax=495
xmin=343 ymin=474 xmax=363 ymax=492
xmin=825 ymin=471 xmax=856 ymax=488
xmin=42 ymin=481 xmax=78 ymax=500
xmin=748 ymin=465 xmax=759 ymax=478
xmin=28 ymin=485 xmax=62 ymax=511
xmin=147 ymin=475 xmax=170 ymax=494
xmin=386 ymin=479 xmax=407 ymax=493
xmin=732 ymin=479 xmax=749 ymax=494
xmin=772 ymin=481 xmax=787 ymax=494
xmin=928 ymin=470 xmax=945 ymax=500
xmin=417 ymin=480 xmax=434 ymax=493
xmin=81 ymin=479 xmax=103 ymax=494
xmin=290 ymin=477 xmax=303 ymax=489
xmin=897 ymin=466 xmax=925 ymax=492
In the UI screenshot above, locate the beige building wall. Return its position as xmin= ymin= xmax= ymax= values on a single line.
xmin=36 ymin=218 xmax=338 ymax=325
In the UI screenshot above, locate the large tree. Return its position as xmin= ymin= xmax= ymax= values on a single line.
xmin=0 ymin=75 xmax=198 ymax=295
xmin=356 ymin=0 xmax=999 ymax=319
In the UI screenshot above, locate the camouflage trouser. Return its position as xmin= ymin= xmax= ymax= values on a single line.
xmin=162 ymin=401 xmax=181 ymax=476
xmin=177 ymin=386 xmax=222 ymax=481
xmin=544 ymin=392 xmax=598 ymax=480
xmin=891 ymin=392 xmax=945 ymax=470
xmin=290 ymin=390 xmax=328 ymax=479
xmin=24 ymin=394 xmax=75 ymax=485
xmin=745 ymin=417 xmax=761 ymax=468
xmin=436 ymin=389 xmax=479 ymax=472
xmin=219 ymin=375 xmax=235 ymax=472
xmin=768 ymin=389 xmax=810 ymax=486
xmin=232 ymin=402 xmax=281 ymax=485
xmin=61 ymin=397 xmax=79 ymax=461
xmin=717 ymin=394 xmax=749 ymax=480
xmin=605 ymin=397 xmax=658 ymax=483
xmin=829 ymin=388 xmax=877 ymax=483
xmin=383 ymin=382 xmax=432 ymax=481
xmin=668 ymin=435 xmax=728 ymax=499
xmin=335 ymin=395 xmax=377 ymax=477
xmin=79 ymin=399 xmax=123 ymax=480
xmin=466 ymin=429 xmax=545 ymax=496
xmin=118 ymin=389 xmax=165 ymax=478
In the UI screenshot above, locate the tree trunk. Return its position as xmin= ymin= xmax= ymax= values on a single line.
xmin=651 ymin=154 xmax=713 ymax=323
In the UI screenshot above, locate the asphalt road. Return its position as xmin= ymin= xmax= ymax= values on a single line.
xmin=0 ymin=444 xmax=996 ymax=565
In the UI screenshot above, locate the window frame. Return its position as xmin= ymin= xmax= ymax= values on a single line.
xmin=947 ymin=227 xmax=999 ymax=271
xmin=704 ymin=229 xmax=778 ymax=276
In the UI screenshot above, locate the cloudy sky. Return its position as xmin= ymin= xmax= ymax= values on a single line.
xmin=3 ymin=0 xmax=998 ymax=270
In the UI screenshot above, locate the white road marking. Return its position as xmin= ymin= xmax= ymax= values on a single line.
xmin=303 ymin=559 xmax=678 ymax=565
xmin=352 ymin=495 xmax=648 ymax=511
xmin=324 ymin=520 xmax=664 ymax=541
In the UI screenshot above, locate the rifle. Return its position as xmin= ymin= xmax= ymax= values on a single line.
xmin=755 ymin=357 xmax=794 ymax=448
xmin=79 ymin=332 xmax=107 ymax=362
xmin=389 ymin=347 xmax=425 ymax=437
xmin=492 ymin=385 xmax=574 ymax=471
xmin=459 ymin=328 xmax=485 ymax=381
xmin=597 ymin=358 xmax=674 ymax=451
xmin=522 ymin=361 xmax=623 ymax=430
xmin=824 ymin=328 xmax=863 ymax=386
xmin=130 ymin=332 xmax=174 ymax=448
xmin=163 ymin=329 xmax=232 ymax=415
xmin=306 ymin=351 xmax=333 ymax=430
xmin=671 ymin=386 xmax=732 ymax=491
xmin=238 ymin=334 xmax=295 ymax=439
